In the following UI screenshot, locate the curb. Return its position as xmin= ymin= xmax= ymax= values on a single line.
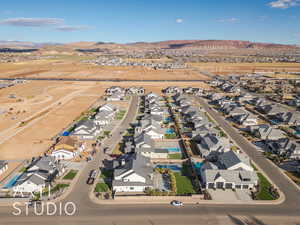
xmin=89 ymin=197 xmax=284 ymax=206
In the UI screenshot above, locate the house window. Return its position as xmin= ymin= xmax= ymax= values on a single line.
xmin=130 ymin=187 xmax=134 ymax=190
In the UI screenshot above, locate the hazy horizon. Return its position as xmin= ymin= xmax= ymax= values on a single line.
xmin=0 ymin=0 xmax=300 ymax=45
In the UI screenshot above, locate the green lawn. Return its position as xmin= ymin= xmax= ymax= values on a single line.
xmin=103 ymin=131 xmax=111 ymax=137
xmin=174 ymin=172 xmax=196 ymax=195
xmin=43 ymin=183 xmax=69 ymax=196
xmin=63 ymin=170 xmax=78 ymax=180
xmin=116 ymin=110 xmax=126 ymax=120
xmin=19 ymin=167 xmax=27 ymax=173
xmin=164 ymin=133 xmax=177 ymax=139
xmin=100 ymin=169 xmax=113 ymax=179
xmin=100 ymin=169 xmax=113 ymax=189
xmin=255 ymin=173 xmax=277 ymax=200
xmin=168 ymin=154 xmax=182 ymax=159
xmin=95 ymin=183 xmax=109 ymax=192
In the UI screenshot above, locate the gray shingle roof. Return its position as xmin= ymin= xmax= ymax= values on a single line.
xmin=0 ymin=160 xmax=7 ymax=169
xmin=219 ymin=151 xmax=250 ymax=169
xmin=204 ymin=170 xmax=258 ymax=185
xmin=114 ymin=154 xmax=153 ymax=183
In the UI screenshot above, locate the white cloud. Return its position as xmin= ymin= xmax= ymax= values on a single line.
xmin=175 ymin=18 xmax=183 ymax=23
xmin=217 ymin=18 xmax=239 ymax=23
xmin=268 ymin=0 xmax=300 ymax=9
xmin=0 ymin=17 xmax=91 ymax=32
xmin=55 ymin=25 xmax=91 ymax=32
xmin=0 ymin=17 xmax=64 ymax=27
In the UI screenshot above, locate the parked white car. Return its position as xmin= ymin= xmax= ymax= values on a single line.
xmin=171 ymin=200 xmax=183 ymax=207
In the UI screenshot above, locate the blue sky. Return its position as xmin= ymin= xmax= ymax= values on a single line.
xmin=0 ymin=0 xmax=299 ymax=44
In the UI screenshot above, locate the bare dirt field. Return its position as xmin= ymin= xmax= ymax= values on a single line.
xmin=189 ymin=62 xmax=300 ymax=75
xmin=0 ymin=59 xmax=209 ymax=80
xmin=0 ymin=80 xmax=210 ymax=161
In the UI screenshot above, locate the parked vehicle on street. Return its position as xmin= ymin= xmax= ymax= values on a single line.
xmin=171 ymin=200 xmax=183 ymax=207
xmin=86 ymin=177 xmax=95 ymax=185
xmin=89 ymin=169 xmax=97 ymax=179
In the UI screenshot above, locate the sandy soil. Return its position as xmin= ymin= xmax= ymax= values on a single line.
xmin=0 ymin=81 xmax=92 ymax=133
xmin=189 ymin=62 xmax=300 ymax=75
xmin=0 ymin=59 xmax=208 ymax=80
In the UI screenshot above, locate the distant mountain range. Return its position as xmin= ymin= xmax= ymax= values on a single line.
xmin=0 ymin=41 xmax=61 ymax=48
xmin=128 ymin=40 xmax=299 ymax=49
xmin=0 ymin=40 xmax=298 ymax=50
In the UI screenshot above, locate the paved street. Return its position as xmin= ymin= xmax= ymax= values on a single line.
xmin=0 ymin=95 xmax=299 ymax=225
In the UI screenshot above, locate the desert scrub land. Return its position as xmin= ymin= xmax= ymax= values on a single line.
xmin=189 ymin=62 xmax=300 ymax=75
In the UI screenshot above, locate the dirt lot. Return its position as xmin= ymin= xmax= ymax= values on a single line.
xmin=189 ymin=62 xmax=300 ymax=75
xmin=0 ymin=80 xmax=210 ymax=161
xmin=0 ymin=59 xmax=209 ymax=80
xmin=0 ymin=81 xmax=93 ymax=133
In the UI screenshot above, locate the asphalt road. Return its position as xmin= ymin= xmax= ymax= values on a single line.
xmin=0 ymin=95 xmax=300 ymax=225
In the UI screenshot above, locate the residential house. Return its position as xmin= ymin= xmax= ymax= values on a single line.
xmin=219 ymin=151 xmax=254 ymax=171
xmin=0 ymin=160 xmax=8 ymax=175
xmin=98 ymin=103 xmax=118 ymax=113
xmin=266 ymin=138 xmax=300 ymax=159
xmin=13 ymin=171 xmax=49 ymax=193
xmin=136 ymin=119 xmax=166 ymax=140
xmin=94 ymin=110 xmax=115 ymax=126
xmin=275 ymin=111 xmax=300 ymax=126
xmin=51 ymin=136 xmax=85 ymax=160
xmin=105 ymin=86 xmax=125 ymax=95
xmin=249 ymin=97 xmax=267 ymax=107
xmin=163 ymin=86 xmax=182 ymax=94
xmin=220 ymin=103 xmax=237 ymax=115
xmin=230 ymin=111 xmax=258 ymax=126
xmin=256 ymin=103 xmax=284 ymax=116
xmin=13 ymin=156 xmax=62 ymax=193
xmin=134 ymin=133 xmax=155 ymax=148
xmin=126 ymin=87 xmax=145 ymax=95
xmin=200 ymin=151 xmax=258 ymax=190
xmin=193 ymin=133 xmax=230 ymax=159
xmin=247 ymin=124 xmax=286 ymax=140
xmin=112 ymin=154 xmax=153 ymax=193
xmin=236 ymin=93 xmax=254 ymax=105
xmin=202 ymin=169 xmax=258 ymax=190
xmin=105 ymin=93 xmax=125 ymax=101
xmin=71 ymin=119 xmax=101 ymax=140
xmin=191 ymin=123 xmax=218 ymax=139
xmin=124 ymin=141 xmax=135 ymax=154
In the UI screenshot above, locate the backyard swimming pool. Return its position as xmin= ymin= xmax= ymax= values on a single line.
xmin=166 ymin=128 xmax=175 ymax=134
xmin=166 ymin=147 xmax=181 ymax=153
xmin=155 ymin=164 xmax=182 ymax=172
xmin=3 ymin=173 xmax=22 ymax=189
xmin=193 ymin=162 xmax=204 ymax=175
xmin=165 ymin=117 xmax=173 ymax=123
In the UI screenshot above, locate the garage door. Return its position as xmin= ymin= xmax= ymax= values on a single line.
xmin=216 ymin=182 xmax=223 ymax=189
xmin=208 ymin=183 xmax=214 ymax=189
xmin=235 ymin=185 xmax=241 ymax=189
xmin=242 ymin=185 xmax=249 ymax=189
xmin=225 ymin=183 xmax=233 ymax=189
